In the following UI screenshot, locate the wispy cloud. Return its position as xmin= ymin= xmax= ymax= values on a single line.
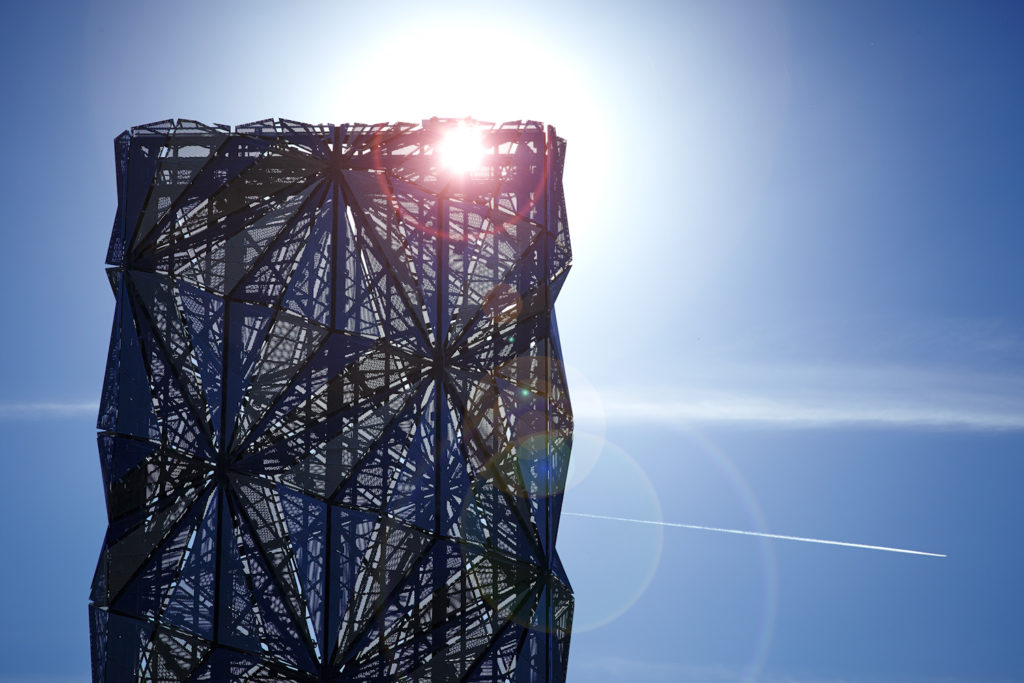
xmin=571 ymin=364 xmax=1024 ymax=430
xmin=585 ymin=395 xmax=1024 ymax=430
xmin=565 ymin=512 xmax=946 ymax=558
xmin=0 ymin=402 xmax=98 ymax=420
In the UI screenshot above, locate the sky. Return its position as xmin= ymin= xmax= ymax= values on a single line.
xmin=1 ymin=1 xmax=1022 ymax=681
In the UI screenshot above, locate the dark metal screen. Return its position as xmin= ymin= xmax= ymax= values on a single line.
xmin=91 ymin=119 xmax=573 ymax=682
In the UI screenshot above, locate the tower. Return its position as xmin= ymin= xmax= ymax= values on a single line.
xmin=91 ymin=119 xmax=574 ymax=681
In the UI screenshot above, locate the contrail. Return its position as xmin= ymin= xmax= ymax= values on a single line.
xmin=564 ymin=512 xmax=946 ymax=558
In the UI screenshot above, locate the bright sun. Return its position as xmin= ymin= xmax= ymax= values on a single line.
xmin=438 ymin=122 xmax=485 ymax=174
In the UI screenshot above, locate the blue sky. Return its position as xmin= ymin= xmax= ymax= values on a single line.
xmin=1 ymin=1 xmax=1023 ymax=681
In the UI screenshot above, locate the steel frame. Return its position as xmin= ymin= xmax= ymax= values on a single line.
xmin=91 ymin=118 xmax=573 ymax=682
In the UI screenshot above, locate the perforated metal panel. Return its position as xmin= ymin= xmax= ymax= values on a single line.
xmin=92 ymin=119 xmax=573 ymax=682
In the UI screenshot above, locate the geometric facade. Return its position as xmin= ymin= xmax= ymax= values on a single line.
xmin=91 ymin=119 xmax=573 ymax=681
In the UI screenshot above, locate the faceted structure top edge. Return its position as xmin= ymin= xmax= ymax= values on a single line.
xmin=118 ymin=118 xmax=562 ymax=143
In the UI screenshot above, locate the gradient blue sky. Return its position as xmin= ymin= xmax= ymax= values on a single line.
xmin=1 ymin=1 xmax=1023 ymax=681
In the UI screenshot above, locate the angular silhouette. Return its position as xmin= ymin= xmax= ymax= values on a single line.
xmin=92 ymin=119 xmax=573 ymax=682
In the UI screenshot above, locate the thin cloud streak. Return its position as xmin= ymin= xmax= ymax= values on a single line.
xmin=567 ymin=361 xmax=1024 ymax=430
xmin=0 ymin=402 xmax=98 ymax=420
xmin=565 ymin=512 xmax=947 ymax=558
xmin=577 ymin=395 xmax=1024 ymax=430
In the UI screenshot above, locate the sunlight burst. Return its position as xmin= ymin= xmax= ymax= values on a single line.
xmin=438 ymin=121 xmax=485 ymax=174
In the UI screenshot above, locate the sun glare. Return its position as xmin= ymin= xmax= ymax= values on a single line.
xmin=438 ymin=122 xmax=485 ymax=174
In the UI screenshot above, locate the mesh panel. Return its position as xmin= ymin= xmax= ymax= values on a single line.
xmin=93 ymin=119 xmax=573 ymax=682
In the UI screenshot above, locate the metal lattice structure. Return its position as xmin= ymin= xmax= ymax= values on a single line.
xmin=91 ymin=119 xmax=573 ymax=682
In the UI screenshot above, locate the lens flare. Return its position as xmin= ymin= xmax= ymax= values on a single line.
xmin=560 ymin=440 xmax=664 ymax=633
